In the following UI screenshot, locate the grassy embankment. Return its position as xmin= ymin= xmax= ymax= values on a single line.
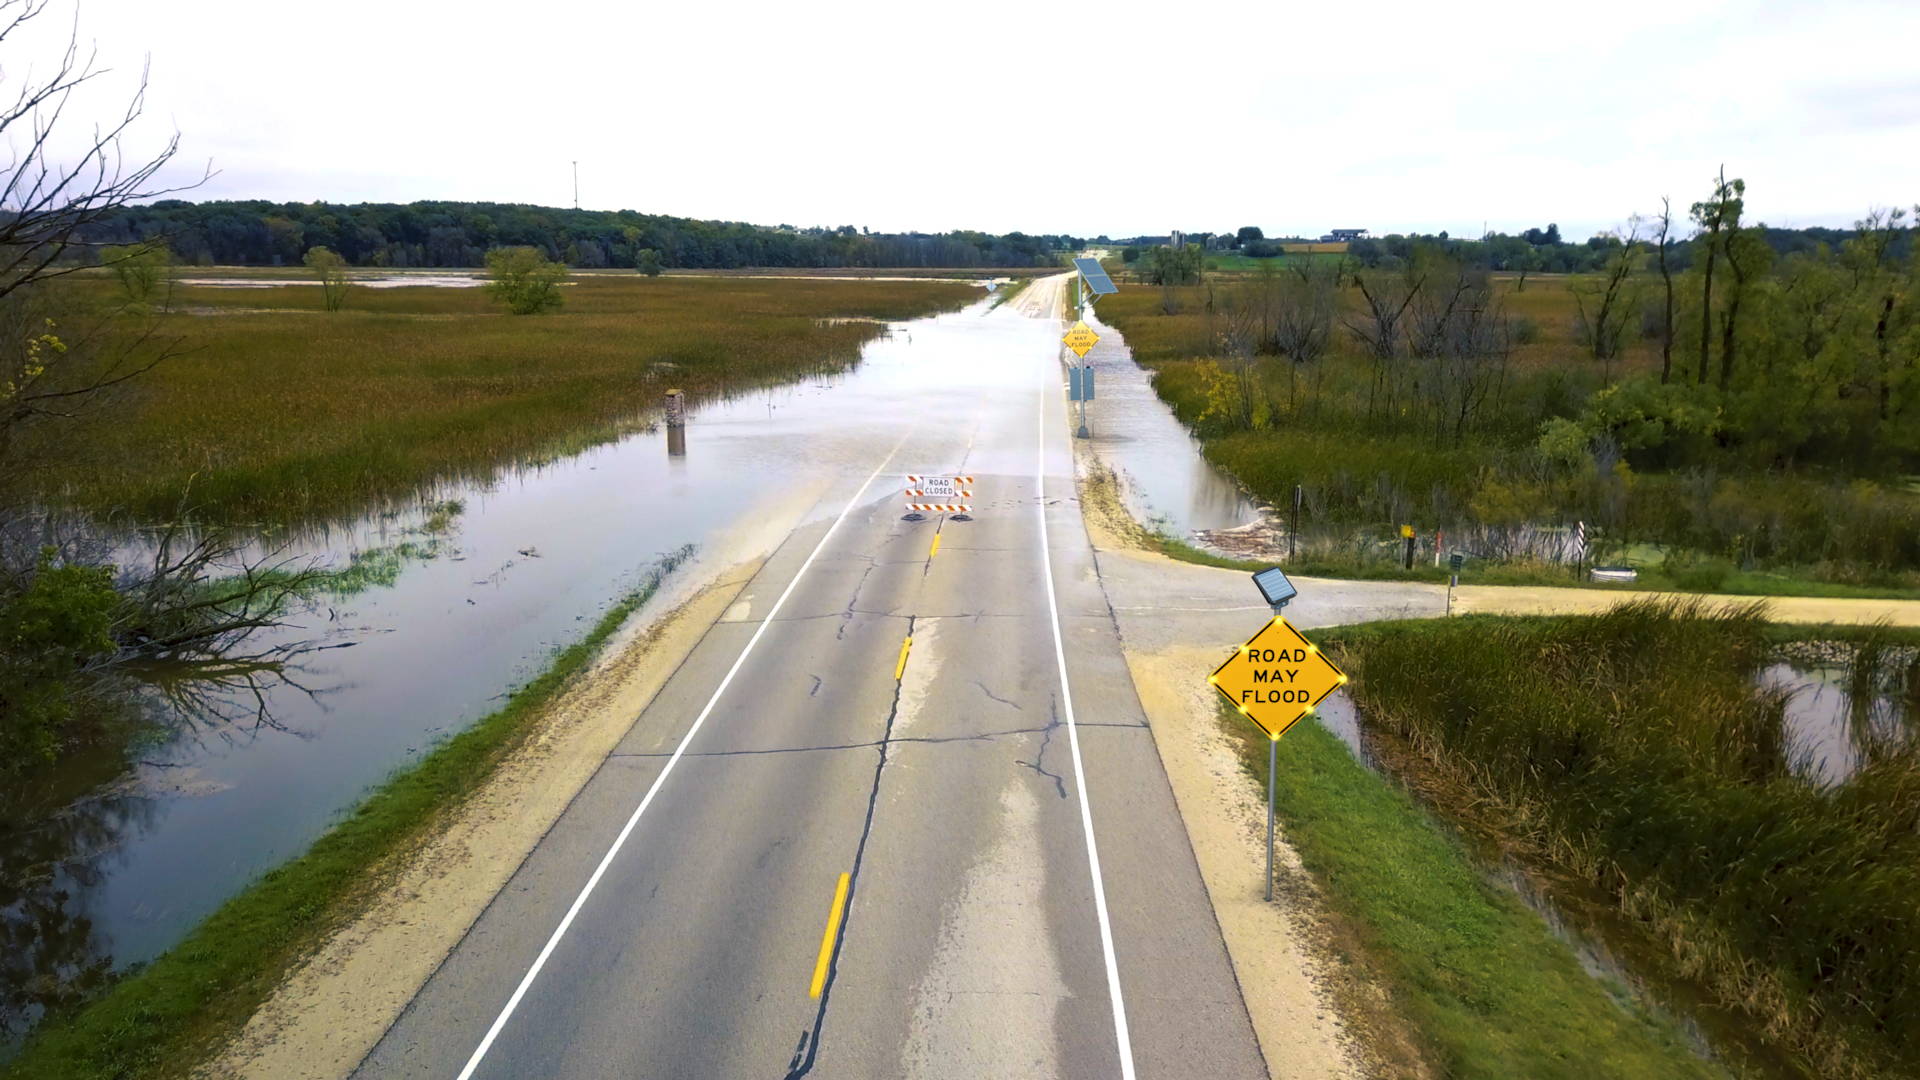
xmin=1224 ymin=696 xmax=1717 ymax=1078
xmin=0 ymin=547 xmax=690 ymax=1080
xmin=1097 ymin=268 xmax=1920 ymax=598
xmin=1266 ymin=603 xmax=1919 ymax=1078
xmin=15 ymin=274 xmax=979 ymax=526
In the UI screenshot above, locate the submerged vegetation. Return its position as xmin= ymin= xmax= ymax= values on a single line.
xmin=1101 ymin=180 xmax=1920 ymax=589
xmin=1331 ymin=602 xmax=1920 ymax=1076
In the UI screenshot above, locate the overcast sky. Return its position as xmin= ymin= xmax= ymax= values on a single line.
xmin=23 ymin=0 xmax=1920 ymax=240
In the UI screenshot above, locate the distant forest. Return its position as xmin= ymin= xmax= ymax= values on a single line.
xmin=80 ymin=200 xmax=1084 ymax=270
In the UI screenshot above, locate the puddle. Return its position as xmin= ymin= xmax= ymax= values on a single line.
xmin=1079 ymin=307 xmax=1257 ymax=538
xmin=1758 ymin=662 xmax=1912 ymax=785
xmin=0 ymin=293 xmax=1070 ymax=1050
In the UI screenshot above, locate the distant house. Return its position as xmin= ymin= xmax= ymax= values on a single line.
xmin=1318 ymin=228 xmax=1369 ymax=242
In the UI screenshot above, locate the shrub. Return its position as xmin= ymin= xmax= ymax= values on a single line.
xmin=483 ymin=246 xmax=568 ymax=314
xmin=0 ymin=548 xmax=119 ymax=772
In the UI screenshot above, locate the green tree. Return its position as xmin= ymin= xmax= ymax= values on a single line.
xmin=1689 ymin=168 xmax=1744 ymax=385
xmin=302 ymin=245 xmax=351 ymax=311
xmin=484 ymin=246 xmax=569 ymax=314
xmin=102 ymin=242 xmax=170 ymax=309
xmin=635 ymin=248 xmax=664 ymax=277
xmin=1235 ymin=225 xmax=1264 ymax=248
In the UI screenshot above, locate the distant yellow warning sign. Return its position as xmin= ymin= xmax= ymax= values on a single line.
xmin=1062 ymin=321 xmax=1100 ymax=358
xmin=1209 ymin=616 xmax=1347 ymax=740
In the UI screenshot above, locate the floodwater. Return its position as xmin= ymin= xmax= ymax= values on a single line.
xmin=0 ymin=279 xmax=1264 ymax=1050
xmin=2 ymin=289 xmax=1142 ymax=1049
xmin=1758 ymin=663 xmax=1910 ymax=785
xmin=1079 ymin=307 xmax=1258 ymax=537
xmin=175 ymin=273 xmax=485 ymax=288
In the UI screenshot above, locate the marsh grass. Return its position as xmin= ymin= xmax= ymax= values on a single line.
xmin=1220 ymin=695 xmax=1717 ymax=1078
xmin=1336 ymin=602 xmax=1920 ymax=1077
xmin=1097 ymin=276 xmax=1920 ymax=586
xmin=11 ymin=275 xmax=978 ymax=527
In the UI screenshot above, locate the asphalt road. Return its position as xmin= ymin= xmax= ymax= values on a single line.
xmin=355 ymin=286 xmax=1267 ymax=1079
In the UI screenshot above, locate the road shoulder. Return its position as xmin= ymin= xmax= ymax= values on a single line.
xmin=1075 ymin=459 xmax=1372 ymax=1079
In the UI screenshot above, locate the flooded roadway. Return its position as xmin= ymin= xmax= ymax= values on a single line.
xmin=0 ymin=279 xmax=1255 ymax=1050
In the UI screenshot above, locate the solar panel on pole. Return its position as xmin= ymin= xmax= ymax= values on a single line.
xmin=1073 ymin=257 xmax=1118 ymax=296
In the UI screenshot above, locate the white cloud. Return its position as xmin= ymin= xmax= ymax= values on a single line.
xmin=22 ymin=0 xmax=1920 ymax=239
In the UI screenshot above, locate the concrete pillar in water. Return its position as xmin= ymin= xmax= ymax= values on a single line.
xmin=664 ymin=389 xmax=687 ymax=457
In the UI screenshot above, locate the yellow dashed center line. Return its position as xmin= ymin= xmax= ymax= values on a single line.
xmin=809 ymin=871 xmax=852 ymax=998
xmin=929 ymin=533 xmax=942 ymax=558
xmin=893 ymin=635 xmax=913 ymax=680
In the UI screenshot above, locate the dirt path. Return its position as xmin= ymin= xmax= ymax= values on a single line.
xmin=1452 ymin=583 xmax=1920 ymax=625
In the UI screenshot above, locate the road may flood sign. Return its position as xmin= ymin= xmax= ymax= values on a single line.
xmin=1062 ymin=321 xmax=1100 ymax=358
xmin=1210 ymin=616 xmax=1347 ymax=740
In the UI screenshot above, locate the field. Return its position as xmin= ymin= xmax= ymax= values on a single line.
xmin=1198 ymin=251 xmax=1351 ymax=273
xmin=10 ymin=273 xmax=980 ymax=526
xmin=1321 ymin=605 xmax=1920 ymax=1077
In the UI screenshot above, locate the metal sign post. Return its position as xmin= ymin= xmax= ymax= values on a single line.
xmin=1062 ymin=320 xmax=1100 ymax=439
xmin=1218 ymin=568 xmax=1343 ymax=902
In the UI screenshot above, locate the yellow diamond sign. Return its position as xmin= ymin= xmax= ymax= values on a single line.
xmin=1209 ymin=616 xmax=1348 ymax=740
xmin=1062 ymin=321 xmax=1100 ymax=358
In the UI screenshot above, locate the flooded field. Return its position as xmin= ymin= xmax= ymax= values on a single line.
xmin=1 ymin=291 xmax=1148 ymax=1048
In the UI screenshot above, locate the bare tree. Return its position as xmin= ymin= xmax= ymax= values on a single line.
xmin=0 ymin=0 xmax=207 ymax=304
xmin=1345 ymin=269 xmax=1424 ymax=420
xmin=1655 ymin=197 xmax=1676 ymax=383
xmin=0 ymin=0 xmax=206 ymax=466
xmin=1271 ymin=262 xmax=1338 ymax=413
xmin=1570 ymin=221 xmax=1642 ymax=371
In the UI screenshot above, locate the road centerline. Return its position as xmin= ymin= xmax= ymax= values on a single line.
xmin=451 ymin=445 xmax=905 ymax=1080
xmin=808 ymin=872 xmax=853 ymax=999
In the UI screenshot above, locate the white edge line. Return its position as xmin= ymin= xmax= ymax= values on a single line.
xmin=1036 ymin=371 xmax=1138 ymax=1079
xmin=455 ymin=447 xmax=902 ymax=1080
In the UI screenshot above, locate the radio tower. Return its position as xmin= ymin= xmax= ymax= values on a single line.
xmin=572 ymin=161 xmax=579 ymax=209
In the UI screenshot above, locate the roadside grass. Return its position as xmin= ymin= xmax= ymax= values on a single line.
xmin=1221 ymin=696 xmax=1720 ymax=1079
xmin=0 ymin=547 xmax=690 ymax=1080
xmin=1321 ymin=602 xmax=1920 ymax=1077
xmin=15 ymin=275 xmax=978 ymax=527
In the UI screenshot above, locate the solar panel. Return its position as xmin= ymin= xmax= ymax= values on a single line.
xmin=1252 ymin=566 xmax=1297 ymax=608
xmin=1073 ymin=256 xmax=1118 ymax=296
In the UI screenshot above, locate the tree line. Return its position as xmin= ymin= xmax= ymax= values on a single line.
xmin=1121 ymin=221 xmax=1913 ymax=279
xmin=75 ymin=199 xmax=1081 ymax=270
